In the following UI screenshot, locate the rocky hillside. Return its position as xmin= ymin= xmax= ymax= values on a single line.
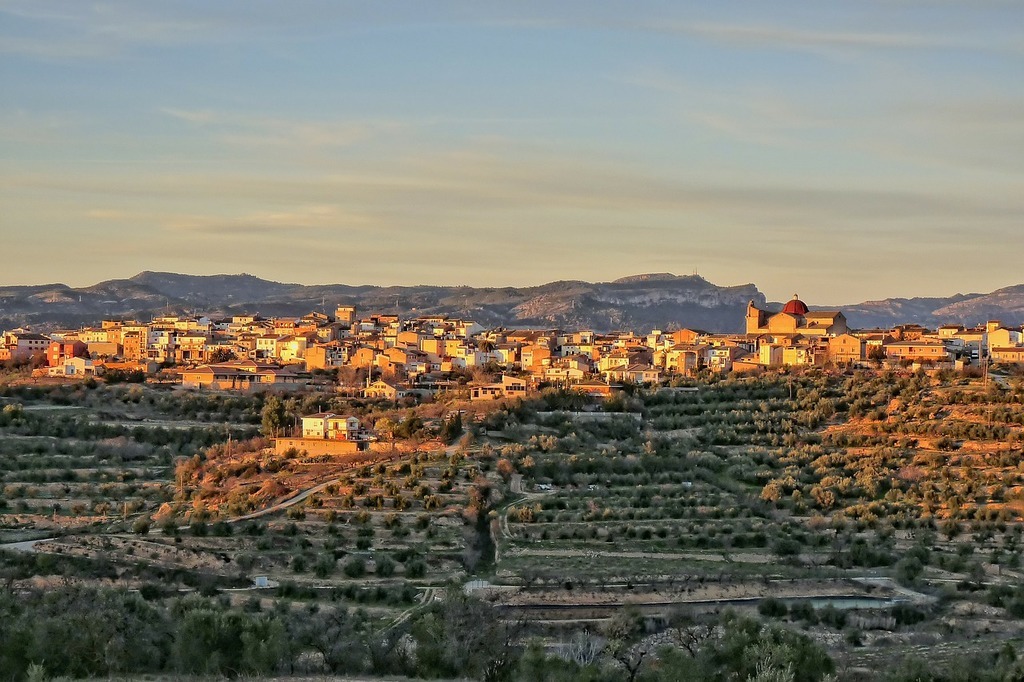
xmin=829 ymin=285 xmax=1024 ymax=329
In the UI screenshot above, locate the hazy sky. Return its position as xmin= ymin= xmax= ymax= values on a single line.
xmin=2 ymin=1 xmax=1022 ymax=304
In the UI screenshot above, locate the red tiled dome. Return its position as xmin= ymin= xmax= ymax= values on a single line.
xmin=782 ymin=295 xmax=808 ymax=316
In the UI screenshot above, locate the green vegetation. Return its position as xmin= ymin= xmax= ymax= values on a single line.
xmin=3 ymin=367 xmax=1024 ymax=679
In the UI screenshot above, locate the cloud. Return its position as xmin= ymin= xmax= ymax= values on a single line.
xmin=85 ymin=208 xmax=131 ymax=220
xmin=10 ymin=136 xmax=1019 ymax=230
xmin=0 ymin=1 xmax=229 ymax=60
xmin=160 ymin=108 xmax=219 ymax=124
xmin=0 ymin=1 xmax=488 ymax=60
xmin=159 ymin=108 xmax=400 ymax=150
xmin=0 ymin=35 xmax=112 ymax=59
xmin=4 ymin=2 xmax=1019 ymax=65
xmin=659 ymin=21 xmax=960 ymax=52
xmin=162 ymin=204 xmax=376 ymax=236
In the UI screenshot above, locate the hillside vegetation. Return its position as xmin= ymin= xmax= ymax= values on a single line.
xmin=3 ymin=369 xmax=1024 ymax=680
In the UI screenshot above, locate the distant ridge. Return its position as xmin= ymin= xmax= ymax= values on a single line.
xmin=0 ymin=271 xmax=764 ymax=333
xmin=822 ymin=285 xmax=1024 ymax=329
xmin=1 ymin=271 xmax=1022 ymax=332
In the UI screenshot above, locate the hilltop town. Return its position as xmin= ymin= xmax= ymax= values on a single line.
xmin=4 ymin=294 xmax=1024 ymax=680
xmin=4 ymin=295 xmax=1022 ymax=396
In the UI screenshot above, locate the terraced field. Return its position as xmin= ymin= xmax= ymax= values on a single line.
xmin=480 ymin=371 xmax=1024 ymax=676
xmin=4 ymin=369 xmax=1024 ymax=680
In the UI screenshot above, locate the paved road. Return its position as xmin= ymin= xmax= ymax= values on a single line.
xmin=0 ymin=537 xmax=56 ymax=553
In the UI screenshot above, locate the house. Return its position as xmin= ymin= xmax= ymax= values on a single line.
xmin=85 ymin=341 xmax=121 ymax=359
xmin=757 ymin=344 xmax=784 ymax=367
xmin=1 ymin=331 xmax=50 ymax=362
xmin=501 ymin=374 xmax=528 ymax=396
xmin=937 ymin=325 xmax=963 ymax=339
xmin=176 ymin=333 xmax=210 ymax=364
xmin=364 ymin=379 xmax=409 ymax=401
xmin=891 ymin=325 xmax=930 ymax=341
xmin=731 ymin=354 xmax=763 ymax=373
xmin=347 ymin=346 xmax=378 ymax=369
xmin=520 ymin=344 xmax=553 ymax=371
xmin=46 ymin=356 xmax=98 ymax=378
xmin=884 ymin=341 xmax=952 ymax=363
xmin=707 ymin=345 xmax=745 ymax=372
xmin=305 ymin=342 xmax=348 ymax=370
xmin=47 ymin=340 xmax=88 ymax=367
xmin=120 ymin=326 xmax=148 ymax=361
xmin=145 ymin=330 xmax=177 ymax=363
xmin=991 ymin=347 xmax=1024 ymax=364
xmin=988 ymin=327 xmax=1022 ymax=350
xmin=274 ymin=412 xmax=371 ymax=456
xmin=951 ymin=327 xmax=986 ymax=356
xmin=301 ymin=413 xmax=365 ymax=440
xmin=181 ymin=361 xmax=311 ymax=392
xmin=470 ymin=374 xmax=529 ymax=401
xmin=575 ymin=379 xmax=618 ymax=398
xmin=254 ymin=334 xmax=280 ymax=359
xmin=857 ymin=333 xmax=894 ymax=359
xmin=828 ymin=334 xmax=864 ymax=363
xmin=470 ymin=383 xmax=505 ymax=401
xmin=781 ymin=343 xmax=826 ymax=366
xmin=603 ymin=363 xmax=662 ymax=385
xmin=662 ymin=344 xmax=708 ymax=376
xmin=543 ymin=365 xmax=587 ymax=383
xmin=670 ymin=329 xmax=710 ymax=345
xmin=275 ymin=335 xmax=309 ymax=363
xmin=335 ymin=305 xmax=357 ymax=324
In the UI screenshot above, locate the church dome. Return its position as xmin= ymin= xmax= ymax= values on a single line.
xmin=782 ymin=295 xmax=809 ymax=316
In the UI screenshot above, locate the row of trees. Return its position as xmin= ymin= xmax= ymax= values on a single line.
xmin=0 ymin=583 xmax=842 ymax=682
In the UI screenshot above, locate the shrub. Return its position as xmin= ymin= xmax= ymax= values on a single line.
xmin=376 ymin=554 xmax=396 ymax=577
xmin=758 ymin=597 xmax=788 ymax=618
xmin=406 ymin=559 xmax=427 ymax=578
xmin=788 ymin=601 xmax=818 ymax=624
xmin=313 ymin=553 xmax=335 ymax=578
xmin=343 ymin=557 xmax=366 ymax=578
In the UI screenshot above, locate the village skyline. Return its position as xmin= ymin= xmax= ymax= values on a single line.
xmin=7 ymin=293 xmax=1023 ymax=391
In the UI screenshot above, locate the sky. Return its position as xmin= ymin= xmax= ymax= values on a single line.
xmin=1 ymin=1 xmax=1022 ymax=304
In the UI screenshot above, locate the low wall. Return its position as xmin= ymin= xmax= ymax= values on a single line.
xmin=273 ymin=438 xmax=365 ymax=456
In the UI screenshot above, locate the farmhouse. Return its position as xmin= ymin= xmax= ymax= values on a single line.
xmin=274 ymin=413 xmax=371 ymax=456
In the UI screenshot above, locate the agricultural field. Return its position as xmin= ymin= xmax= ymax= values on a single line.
xmin=2 ymin=368 xmax=1024 ymax=680
xmin=0 ymin=381 xmax=260 ymax=538
xmin=482 ymin=369 xmax=1024 ymax=678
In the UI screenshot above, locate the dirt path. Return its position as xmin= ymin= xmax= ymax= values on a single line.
xmin=504 ymin=547 xmax=779 ymax=564
xmin=385 ymin=586 xmax=438 ymax=631
xmin=225 ymin=452 xmax=406 ymax=524
xmin=851 ymin=576 xmax=939 ymax=605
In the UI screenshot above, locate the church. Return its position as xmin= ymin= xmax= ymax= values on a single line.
xmin=745 ymin=295 xmax=848 ymax=338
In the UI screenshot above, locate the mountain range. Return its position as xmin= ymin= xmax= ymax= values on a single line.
xmin=1 ymin=272 xmax=1022 ymax=333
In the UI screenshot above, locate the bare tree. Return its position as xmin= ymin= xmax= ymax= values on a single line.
xmin=565 ymin=629 xmax=603 ymax=667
